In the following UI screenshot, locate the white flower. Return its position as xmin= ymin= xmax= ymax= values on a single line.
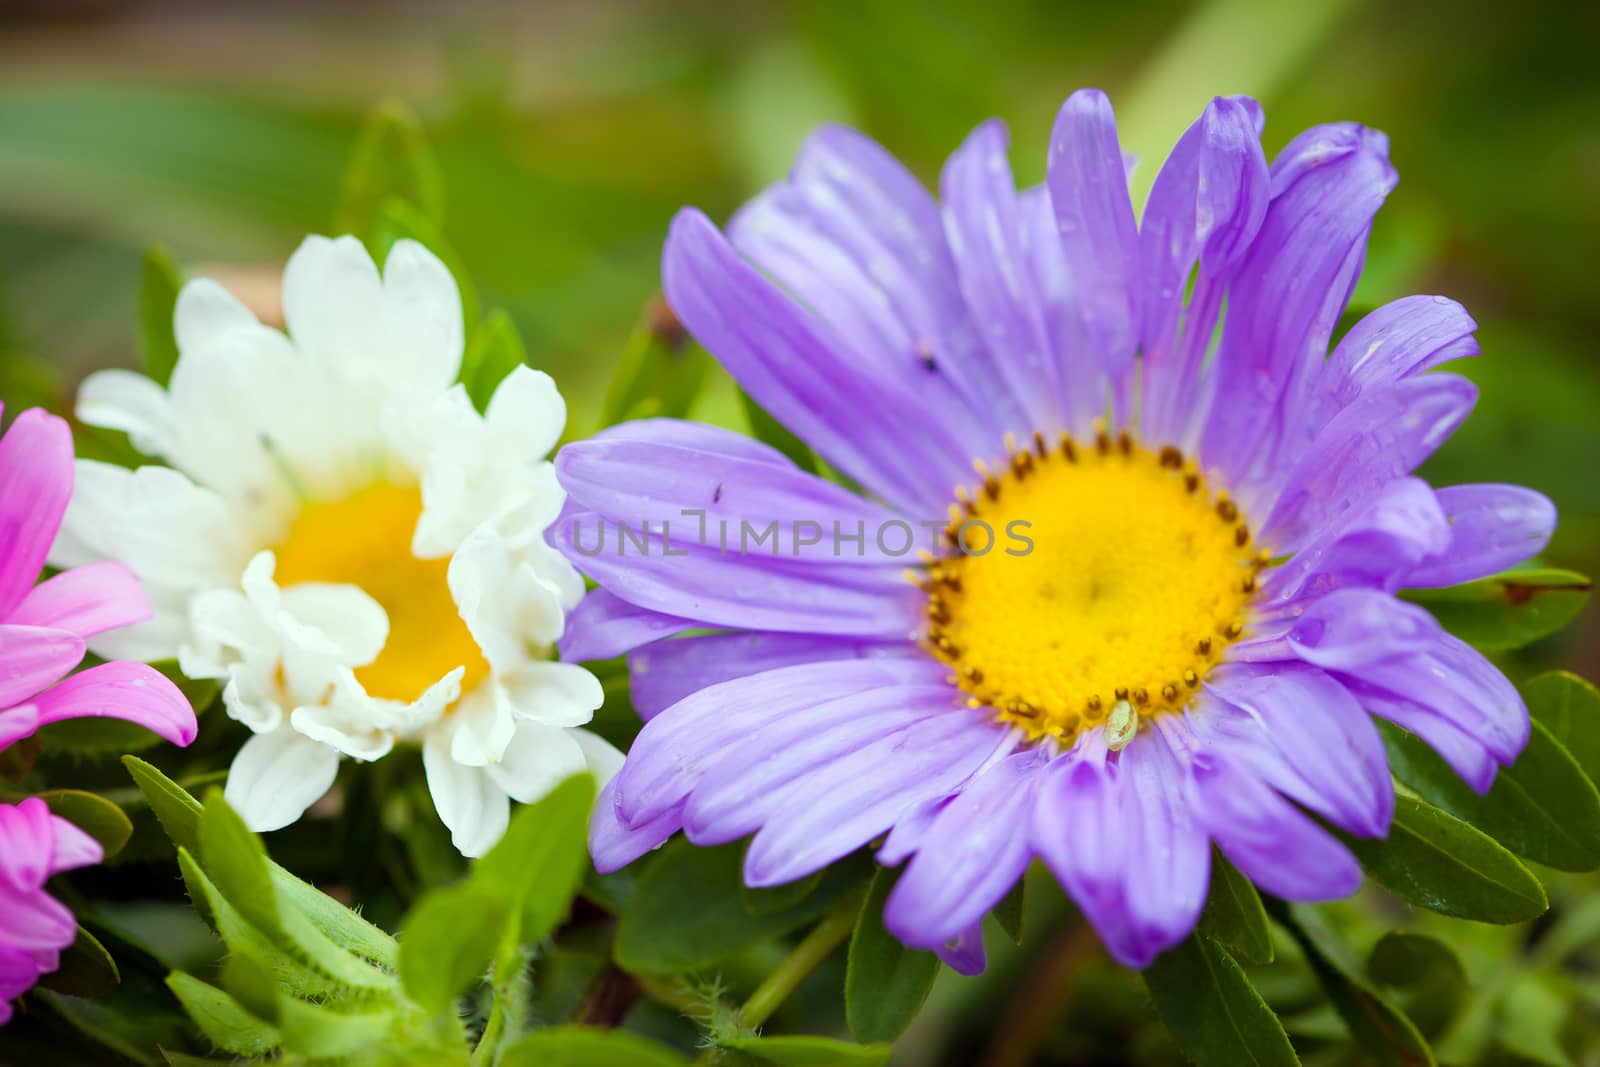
xmin=52 ymin=236 xmax=617 ymax=856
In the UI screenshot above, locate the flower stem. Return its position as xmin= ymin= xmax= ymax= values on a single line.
xmin=741 ymin=892 xmax=862 ymax=1030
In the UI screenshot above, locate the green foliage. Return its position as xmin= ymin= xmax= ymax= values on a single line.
xmin=40 ymin=788 xmax=134 ymax=856
xmin=718 ymin=1034 xmax=893 ymax=1066
xmin=1144 ymin=932 xmax=1300 ymax=1067
xmin=598 ymin=298 xmax=710 ymax=429
xmin=461 ymin=308 xmax=528 ymax=412
xmin=1341 ymin=795 xmax=1548 ymax=924
xmin=498 ymin=1026 xmax=691 ymax=1066
xmin=398 ymin=882 xmax=509 ymax=1013
xmin=844 ymin=869 xmax=940 ymax=1043
xmin=1526 ymin=671 xmax=1600 ymax=782
xmin=616 ymin=840 xmax=871 ymax=976
xmin=336 ymin=101 xmax=445 ymax=243
xmin=37 ymin=925 xmax=122 ymax=998
xmin=138 ymin=246 xmax=183 ymax=388
xmin=1404 ymin=567 xmax=1592 ymax=651
xmin=1199 ymin=853 xmax=1273 ymax=966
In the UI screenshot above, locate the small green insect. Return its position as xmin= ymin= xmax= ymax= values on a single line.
xmin=1106 ymin=698 xmax=1138 ymax=751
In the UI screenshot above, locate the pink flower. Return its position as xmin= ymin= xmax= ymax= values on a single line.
xmin=0 ymin=798 xmax=104 ymax=1024
xmin=0 ymin=406 xmax=197 ymax=1023
xmin=0 ymin=407 xmax=196 ymax=752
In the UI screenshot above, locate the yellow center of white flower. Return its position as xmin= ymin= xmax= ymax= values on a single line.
xmin=274 ymin=483 xmax=489 ymax=703
xmin=925 ymin=429 xmax=1266 ymax=747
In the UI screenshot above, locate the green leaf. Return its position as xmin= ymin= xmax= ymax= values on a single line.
xmin=165 ymin=973 xmax=280 ymax=1057
xmin=275 ymin=995 xmax=396 ymax=1059
xmin=1380 ymin=718 xmax=1600 ymax=872
xmin=1497 ymin=972 xmax=1574 ymax=1067
xmin=35 ymin=925 xmax=120 ymax=998
xmin=336 ymin=100 xmax=444 ymax=238
xmin=1267 ymin=901 xmax=1433 ymax=1067
xmin=372 ymin=195 xmax=480 ymax=336
xmin=197 ymin=789 xmax=281 ymax=939
xmin=138 ymin=246 xmax=183 ymax=387
xmin=739 ymin=389 xmax=819 ymax=474
xmin=124 ymin=755 xmax=201 ymax=853
xmin=1199 ymin=852 xmax=1273 ymax=965
xmin=126 ymin=757 xmax=397 ymax=968
xmin=1525 ymin=671 xmax=1600 ymax=784
xmin=1341 ymin=794 xmax=1548 ymax=923
xmin=472 ymin=773 xmax=595 ymax=944
xmin=617 ymin=840 xmax=871 ymax=975
xmin=719 ymin=1034 xmax=892 ymax=1066
xmin=1143 ymin=933 xmax=1300 ymax=1067
xmin=499 ymin=1025 xmax=691 ymax=1067
xmin=1367 ymin=931 xmax=1469 ymax=1037
xmin=40 ymin=789 xmax=133 ymax=856
xmin=460 ymin=308 xmax=527 ymax=413
xmin=845 ymin=869 xmax=941 ymax=1043
xmin=1403 ymin=567 xmax=1591 ymax=651
xmin=742 ymin=869 xmax=823 ymax=915
xmin=599 ymin=296 xmax=709 ymax=428
xmin=397 ymin=881 xmax=508 ymax=1013
xmin=992 ymin=876 xmax=1025 ymax=944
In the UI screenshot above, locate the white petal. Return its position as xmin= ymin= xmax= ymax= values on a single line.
xmin=76 ymin=369 xmax=175 ymax=458
xmin=282 ymin=236 xmax=384 ymax=373
xmin=174 ymin=277 xmax=262 ymax=357
xmin=485 ymin=366 xmax=566 ymax=462
xmin=290 ymin=703 xmax=395 ymax=762
xmin=381 ymin=240 xmax=464 ymax=392
xmin=424 ymin=735 xmax=510 ymax=858
xmin=449 ymin=527 xmax=568 ymax=671
xmin=571 ymin=727 xmax=624 ymax=786
xmin=219 ymin=665 xmax=285 ymax=734
xmin=225 ymin=728 xmax=341 ymax=833
xmin=483 ymin=719 xmax=588 ymax=804
xmin=278 ymin=582 xmax=389 ymax=668
xmin=499 ymin=661 xmax=603 ymax=728
xmin=446 ymin=684 xmax=517 ymax=767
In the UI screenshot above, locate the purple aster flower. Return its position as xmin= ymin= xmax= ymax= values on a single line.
xmin=0 ymin=406 xmax=196 ymax=1021
xmin=551 ymin=90 xmax=1556 ymax=971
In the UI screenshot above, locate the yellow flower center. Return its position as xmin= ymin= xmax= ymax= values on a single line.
xmin=274 ymin=483 xmax=489 ymax=703
xmin=925 ymin=428 xmax=1266 ymax=747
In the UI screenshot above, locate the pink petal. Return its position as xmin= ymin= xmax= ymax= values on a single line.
xmin=48 ymin=815 xmax=103 ymax=875
xmin=0 ymin=624 xmax=85 ymax=708
xmin=31 ymin=661 xmax=197 ymax=748
xmin=0 ymin=409 xmax=74 ymax=618
xmin=0 ymin=799 xmax=54 ymax=893
xmin=9 ymin=561 xmax=152 ymax=640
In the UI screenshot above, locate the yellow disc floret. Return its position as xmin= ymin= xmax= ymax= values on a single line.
xmin=274 ymin=482 xmax=490 ymax=703
xmin=924 ymin=427 xmax=1265 ymax=746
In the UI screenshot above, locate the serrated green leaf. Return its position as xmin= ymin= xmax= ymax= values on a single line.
xmin=599 ymin=297 xmax=709 ymax=428
xmin=1200 ymin=852 xmax=1273 ymax=965
xmin=219 ymin=936 xmax=282 ymax=1023
xmin=460 ymin=308 xmax=527 ymax=413
xmin=40 ymin=789 xmax=133 ymax=857
xmin=738 ymin=388 xmax=819 ymax=474
xmin=845 ymin=868 xmax=940 ymax=1043
xmin=1342 ymin=794 xmax=1547 ymax=923
xmin=176 ymin=849 xmax=346 ymax=1001
xmin=165 ymin=973 xmax=280 ymax=1057
xmin=397 ymin=881 xmax=508 ymax=1013
xmin=198 ymin=789 xmax=282 ymax=939
xmin=472 ymin=773 xmax=595 ymax=944
xmin=1380 ymin=718 xmax=1600 ymax=871
xmin=35 ymin=925 xmax=120 ymax=998
xmin=139 ymin=246 xmax=183 ymax=387
xmin=1143 ymin=933 xmax=1300 ymax=1067
xmin=337 ymin=101 xmax=444 ymax=238
xmin=720 ymin=1034 xmax=892 ymax=1066
xmin=275 ymin=994 xmax=395 ymax=1059
xmin=124 ymin=755 xmax=201 ymax=853
xmin=126 ymin=756 xmax=397 ymax=968
xmin=499 ymin=1025 xmax=691 ymax=1066
xmin=1403 ymin=568 xmax=1591 ymax=651
xmin=1525 ymin=671 xmax=1600 ymax=785
xmin=1268 ymin=901 xmax=1433 ymax=1067
xmin=617 ymin=840 xmax=872 ymax=975
xmin=1367 ymin=931 xmax=1469 ymax=1037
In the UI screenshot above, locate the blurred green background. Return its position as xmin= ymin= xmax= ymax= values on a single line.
xmin=2 ymin=2 xmax=1599 ymax=1063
